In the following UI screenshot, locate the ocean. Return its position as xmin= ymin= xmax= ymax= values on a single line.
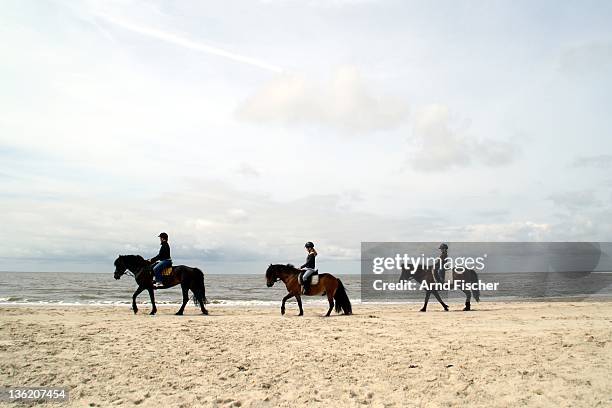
xmin=0 ymin=270 xmax=611 ymax=307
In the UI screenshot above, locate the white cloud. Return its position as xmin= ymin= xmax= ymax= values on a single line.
xmin=407 ymin=104 xmax=519 ymax=172
xmin=571 ymin=154 xmax=612 ymax=169
xmin=238 ymin=66 xmax=409 ymax=132
xmin=460 ymin=221 xmax=552 ymax=241
xmin=558 ymin=42 xmax=612 ymax=77
xmin=548 ymin=190 xmax=600 ymax=211
xmin=235 ymin=162 xmax=261 ymax=177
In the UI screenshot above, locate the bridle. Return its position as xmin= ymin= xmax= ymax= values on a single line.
xmin=115 ymin=258 xmax=148 ymax=280
xmin=267 ymin=268 xmax=282 ymax=285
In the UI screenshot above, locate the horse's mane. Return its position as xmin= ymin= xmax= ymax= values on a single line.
xmin=115 ymin=254 xmax=147 ymax=267
xmin=268 ymin=263 xmax=299 ymax=274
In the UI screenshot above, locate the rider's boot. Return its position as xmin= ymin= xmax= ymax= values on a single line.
xmin=302 ymin=280 xmax=310 ymax=295
xmin=154 ymin=277 xmax=164 ymax=289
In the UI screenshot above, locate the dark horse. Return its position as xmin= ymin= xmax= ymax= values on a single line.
xmin=113 ymin=255 xmax=208 ymax=315
xmin=265 ymin=264 xmax=352 ymax=316
xmin=399 ymin=263 xmax=480 ymax=312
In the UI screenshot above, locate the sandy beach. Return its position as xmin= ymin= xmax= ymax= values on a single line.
xmin=1 ymin=301 xmax=610 ymax=407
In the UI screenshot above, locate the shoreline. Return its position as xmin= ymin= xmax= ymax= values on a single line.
xmin=0 ymin=295 xmax=611 ymax=309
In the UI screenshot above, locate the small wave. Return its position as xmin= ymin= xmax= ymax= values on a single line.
xmin=0 ymin=296 xmax=24 ymax=302
xmin=0 ymin=297 xmax=361 ymax=307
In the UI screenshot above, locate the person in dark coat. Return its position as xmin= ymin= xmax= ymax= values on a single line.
xmin=150 ymin=232 xmax=171 ymax=284
xmin=301 ymin=241 xmax=318 ymax=293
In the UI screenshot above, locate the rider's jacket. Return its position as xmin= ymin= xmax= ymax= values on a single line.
xmin=438 ymin=250 xmax=448 ymax=270
xmin=151 ymin=242 xmax=171 ymax=262
xmin=301 ymin=253 xmax=316 ymax=269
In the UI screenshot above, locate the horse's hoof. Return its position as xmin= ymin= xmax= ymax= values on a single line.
xmin=280 ymin=307 xmax=285 ymax=315
xmin=133 ymin=309 xmax=138 ymax=314
xmin=298 ymin=312 xmax=304 ymax=316
xmin=202 ymin=309 xmax=209 ymax=315
xmin=175 ymin=312 xmax=183 ymax=316
xmin=443 ymin=306 xmax=449 ymax=312
xmin=419 ymin=308 xmax=426 ymax=312
xmin=149 ymin=311 xmax=156 ymax=315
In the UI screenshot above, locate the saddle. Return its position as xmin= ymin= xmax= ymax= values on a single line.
xmin=298 ymin=270 xmax=319 ymax=286
xmin=433 ymin=268 xmax=464 ymax=284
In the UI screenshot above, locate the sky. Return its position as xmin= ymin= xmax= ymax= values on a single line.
xmin=1 ymin=0 xmax=611 ymax=272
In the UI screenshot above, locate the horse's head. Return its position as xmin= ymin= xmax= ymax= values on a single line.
xmin=114 ymin=256 xmax=127 ymax=280
xmin=399 ymin=263 xmax=415 ymax=282
xmin=266 ymin=263 xmax=297 ymax=287
xmin=114 ymin=255 xmax=147 ymax=279
xmin=265 ymin=264 xmax=278 ymax=287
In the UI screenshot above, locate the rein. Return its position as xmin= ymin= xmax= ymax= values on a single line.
xmin=122 ymin=262 xmax=151 ymax=281
xmin=133 ymin=266 xmax=151 ymax=281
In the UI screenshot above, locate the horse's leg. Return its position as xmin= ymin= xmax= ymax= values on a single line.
xmin=281 ymin=293 xmax=293 ymax=315
xmin=462 ymin=290 xmax=471 ymax=311
xmin=198 ymin=296 xmax=208 ymax=315
xmin=132 ymin=286 xmax=145 ymax=314
xmin=296 ymin=295 xmax=304 ymax=316
xmin=176 ymin=285 xmax=189 ymax=316
xmin=420 ymin=290 xmax=431 ymax=312
xmin=147 ymin=287 xmax=157 ymax=315
xmin=325 ymin=291 xmax=334 ymax=317
xmin=431 ymin=290 xmax=449 ymax=311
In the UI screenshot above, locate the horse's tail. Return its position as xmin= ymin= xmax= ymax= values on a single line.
xmin=334 ymin=279 xmax=352 ymax=315
xmin=471 ymin=269 xmax=480 ymax=302
xmin=191 ymin=268 xmax=209 ymax=306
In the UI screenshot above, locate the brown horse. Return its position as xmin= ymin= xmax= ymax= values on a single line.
xmin=399 ymin=263 xmax=480 ymax=312
xmin=265 ymin=264 xmax=352 ymax=316
xmin=113 ymin=255 xmax=208 ymax=316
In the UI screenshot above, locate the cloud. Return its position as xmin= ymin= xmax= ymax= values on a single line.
xmin=238 ymin=66 xmax=409 ymax=131
xmin=235 ymin=162 xmax=261 ymax=178
xmin=571 ymin=154 xmax=612 ymax=169
xmin=459 ymin=221 xmax=552 ymax=241
xmin=548 ymin=190 xmax=600 ymax=211
xmin=558 ymin=42 xmax=612 ymax=77
xmin=407 ymin=104 xmax=520 ymax=172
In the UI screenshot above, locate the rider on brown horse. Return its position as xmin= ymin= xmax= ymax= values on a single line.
xmin=433 ymin=243 xmax=449 ymax=283
xmin=300 ymin=241 xmax=318 ymax=294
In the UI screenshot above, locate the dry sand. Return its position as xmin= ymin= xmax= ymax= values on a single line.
xmin=1 ymin=301 xmax=611 ymax=407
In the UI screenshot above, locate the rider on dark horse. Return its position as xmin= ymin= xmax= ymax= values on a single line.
xmin=301 ymin=241 xmax=318 ymax=294
xmin=434 ymin=243 xmax=449 ymax=283
xmin=149 ymin=232 xmax=172 ymax=286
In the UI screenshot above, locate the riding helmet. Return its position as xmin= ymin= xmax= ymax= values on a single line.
xmin=439 ymin=243 xmax=448 ymax=250
xmin=159 ymin=232 xmax=169 ymax=239
xmin=304 ymin=241 xmax=314 ymax=249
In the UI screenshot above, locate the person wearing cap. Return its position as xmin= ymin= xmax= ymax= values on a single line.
xmin=434 ymin=243 xmax=449 ymax=283
xmin=150 ymin=232 xmax=171 ymax=285
xmin=301 ymin=242 xmax=318 ymax=294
